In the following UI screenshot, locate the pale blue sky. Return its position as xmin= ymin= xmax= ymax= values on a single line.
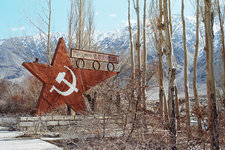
xmin=0 ymin=0 xmax=194 ymax=40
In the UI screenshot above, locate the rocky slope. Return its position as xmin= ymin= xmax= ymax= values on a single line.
xmin=0 ymin=15 xmax=223 ymax=90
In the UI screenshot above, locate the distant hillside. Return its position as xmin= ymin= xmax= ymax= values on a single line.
xmin=0 ymin=15 xmax=223 ymax=90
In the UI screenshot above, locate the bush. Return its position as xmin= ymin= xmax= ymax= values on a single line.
xmin=0 ymin=77 xmax=41 ymax=115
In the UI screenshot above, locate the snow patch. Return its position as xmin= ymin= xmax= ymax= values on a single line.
xmin=0 ymin=139 xmax=62 ymax=150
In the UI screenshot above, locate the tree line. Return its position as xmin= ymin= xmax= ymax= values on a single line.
xmin=127 ymin=0 xmax=224 ymax=149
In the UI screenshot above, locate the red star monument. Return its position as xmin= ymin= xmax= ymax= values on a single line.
xmin=22 ymin=38 xmax=119 ymax=115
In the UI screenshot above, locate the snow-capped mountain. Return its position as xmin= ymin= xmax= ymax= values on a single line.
xmin=0 ymin=33 xmax=69 ymax=81
xmin=0 ymin=15 xmax=223 ymax=90
xmin=95 ymin=15 xmax=223 ymax=90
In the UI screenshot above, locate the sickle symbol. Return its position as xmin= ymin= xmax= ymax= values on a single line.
xmin=50 ymin=66 xmax=78 ymax=96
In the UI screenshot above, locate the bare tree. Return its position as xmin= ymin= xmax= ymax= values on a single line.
xmin=46 ymin=0 xmax=51 ymax=64
xmin=168 ymin=0 xmax=173 ymax=37
xmin=153 ymin=0 xmax=166 ymax=121
xmin=69 ymin=0 xmax=95 ymax=50
xmin=86 ymin=0 xmax=95 ymax=50
xmin=204 ymin=0 xmax=220 ymax=149
xmin=163 ymin=0 xmax=177 ymax=149
xmin=193 ymin=0 xmax=202 ymax=136
xmin=142 ymin=0 xmax=147 ymax=110
xmin=128 ymin=0 xmax=135 ymax=81
xmin=128 ymin=0 xmax=136 ymax=111
xmin=68 ymin=0 xmax=92 ymax=51
xmin=148 ymin=0 xmax=166 ymax=121
xmin=163 ymin=0 xmax=174 ymax=118
xmin=133 ymin=0 xmax=142 ymax=109
xmin=216 ymin=0 xmax=225 ymax=96
xmin=26 ymin=0 xmax=53 ymax=64
xmin=181 ymin=0 xmax=191 ymax=137
xmin=135 ymin=0 xmax=141 ymax=74
xmin=68 ymin=0 xmax=76 ymax=55
xmin=76 ymin=0 xmax=86 ymax=49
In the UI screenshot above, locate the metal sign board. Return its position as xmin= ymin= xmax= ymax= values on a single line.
xmin=22 ymin=38 xmax=119 ymax=115
xmin=71 ymin=49 xmax=119 ymax=64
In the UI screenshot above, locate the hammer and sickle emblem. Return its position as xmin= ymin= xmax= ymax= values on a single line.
xmin=50 ymin=66 xmax=78 ymax=96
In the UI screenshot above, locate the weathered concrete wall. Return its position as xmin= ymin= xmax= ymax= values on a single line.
xmin=18 ymin=115 xmax=75 ymax=132
xmin=17 ymin=114 xmax=123 ymax=134
xmin=17 ymin=114 xmax=168 ymax=139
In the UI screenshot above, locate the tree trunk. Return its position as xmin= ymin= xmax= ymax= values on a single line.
xmin=204 ymin=1 xmax=220 ymax=149
xmin=169 ymin=69 xmax=177 ymax=150
xmin=217 ymin=0 xmax=225 ymax=100
xmin=76 ymin=0 xmax=86 ymax=49
xmin=136 ymin=0 xmax=141 ymax=73
xmin=164 ymin=92 xmax=169 ymax=126
xmin=175 ymin=86 xmax=180 ymax=130
xmin=142 ymin=0 xmax=147 ymax=110
xmin=193 ymin=0 xmax=202 ymax=135
xmin=163 ymin=0 xmax=173 ymax=119
xmin=163 ymin=0 xmax=177 ymax=148
xmin=168 ymin=0 xmax=173 ymax=37
xmin=86 ymin=0 xmax=94 ymax=50
xmin=47 ymin=0 xmax=51 ymax=64
xmin=128 ymin=0 xmax=135 ymax=111
xmin=128 ymin=0 xmax=135 ymax=80
xmin=136 ymin=0 xmax=142 ymax=109
xmin=158 ymin=0 xmax=165 ymax=119
xmin=181 ymin=0 xmax=191 ymax=137
xmin=68 ymin=0 xmax=74 ymax=55
xmin=78 ymin=0 xmax=82 ymax=49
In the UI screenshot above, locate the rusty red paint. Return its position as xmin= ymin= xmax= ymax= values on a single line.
xmin=22 ymin=38 xmax=119 ymax=115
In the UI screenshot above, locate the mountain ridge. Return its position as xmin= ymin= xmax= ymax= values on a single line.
xmin=0 ymin=16 xmax=223 ymax=92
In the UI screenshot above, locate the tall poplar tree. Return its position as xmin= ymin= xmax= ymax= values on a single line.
xmin=142 ymin=0 xmax=147 ymax=110
xmin=163 ymin=0 xmax=177 ymax=149
xmin=181 ymin=0 xmax=191 ymax=137
xmin=158 ymin=0 xmax=165 ymax=119
xmin=204 ymin=0 xmax=220 ymax=149
xmin=193 ymin=0 xmax=202 ymax=135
